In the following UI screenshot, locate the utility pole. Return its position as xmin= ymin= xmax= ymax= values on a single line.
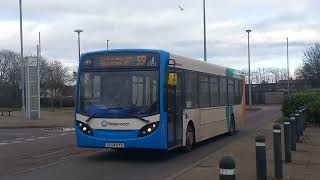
xmin=37 ymin=32 xmax=41 ymax=119
xmin=203 ymin=0 xmax=207 ymax=62
xmin=74 ymin=29 xmax=83 ymax=62
xmin=19 ymin=0 xmax=25 ymax=118
xmin=246 ymin=29 xmax=252 ymax=107
xmin=287 ymin=37 xmax=290 ymax=94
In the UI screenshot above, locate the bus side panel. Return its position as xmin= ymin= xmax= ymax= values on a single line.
xmin=199 ymin=107 xmax=228 ymax=141
xmin=233 ymin=104 xmax=242 ymax=129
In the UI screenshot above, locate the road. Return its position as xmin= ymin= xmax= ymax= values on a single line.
xmin=0 ymin=105 xmax=281 ymax=180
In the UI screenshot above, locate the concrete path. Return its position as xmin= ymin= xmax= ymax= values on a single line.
xmin=0 ymin=111 xmax=73 ymax=128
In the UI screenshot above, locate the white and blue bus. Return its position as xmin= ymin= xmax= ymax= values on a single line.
xmin=75 ymin=49 xmax=246 ymax=151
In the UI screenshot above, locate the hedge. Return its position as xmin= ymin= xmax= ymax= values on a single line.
xmin=40 ymin=96 xmax=74 ymax=108
xmin=282 ymin=91 xmax=320 ymax=117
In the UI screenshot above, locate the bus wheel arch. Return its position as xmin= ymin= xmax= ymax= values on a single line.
xmin=184 ymin=121 xmax=195 ymax=152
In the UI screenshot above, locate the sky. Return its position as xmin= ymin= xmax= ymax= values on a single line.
xmin=1 ymin=0 xmax=320 ymax=74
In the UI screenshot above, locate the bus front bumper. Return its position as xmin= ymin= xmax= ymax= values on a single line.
xmin=75 ymin=126 xmax=168 ymax=150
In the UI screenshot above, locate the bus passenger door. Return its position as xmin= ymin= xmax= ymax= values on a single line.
xmin=167 ymin=70 xmax=183 ymax=148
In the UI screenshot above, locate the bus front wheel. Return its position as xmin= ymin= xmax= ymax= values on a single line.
xmin=184 ymin=123 xmax=195 ymax=152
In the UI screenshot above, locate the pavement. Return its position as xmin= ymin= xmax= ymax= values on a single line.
xmin=283 ymin=127 xmax=320 ymax=180
xmin=0 ymin=110 xmax=73 ymax=128
xmin=167 ymin=113 xmax=320 ymax=180
xmin=0 ymin=105 xmax=283 ymax=180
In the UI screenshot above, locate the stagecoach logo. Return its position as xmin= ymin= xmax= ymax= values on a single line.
xmin=147 ymin=57 xmax=157 ymax=67
xmin=101 ymin=121 xmax=130 ymax=127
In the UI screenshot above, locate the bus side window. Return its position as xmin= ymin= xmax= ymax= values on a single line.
xmin=219 ymin=77 xmax=227 ymax=105
xmin=209 ymin=76 xmax=220 ymax=106
xmin=185 ymin=71 xmax=198 ymax=108
xmin=228 ymin=78 xmax=235 ymax=104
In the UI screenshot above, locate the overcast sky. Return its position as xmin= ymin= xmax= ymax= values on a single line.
xmin=1 ymin=0 xmax=319 ymax=73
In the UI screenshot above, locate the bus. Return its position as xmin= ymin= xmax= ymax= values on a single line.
xmin=75 ymin=49 xmax=246 ymax=151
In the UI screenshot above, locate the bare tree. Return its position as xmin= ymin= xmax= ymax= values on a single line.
xmin=242 ymin=67 xmax=288 ymax=84
xmin=296 ymin=43 xmax=320 ymax=86
xmin=46 ymin=60 xmax=72 ymax=109
xmin=0 ymin=50 xmax=21 ymax=87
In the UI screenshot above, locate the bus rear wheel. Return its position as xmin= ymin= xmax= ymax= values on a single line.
xmin=184 ymin=124 xmax=195 ymax=152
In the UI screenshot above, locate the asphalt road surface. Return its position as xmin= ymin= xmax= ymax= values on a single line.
xmin=0 ymin=105 xmax=281 ymax=180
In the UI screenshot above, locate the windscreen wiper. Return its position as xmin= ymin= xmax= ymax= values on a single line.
xmin=85 ymin=108 xmax=123 ymax=123
xmin=127 ymin=115 xmax=150 ymax=123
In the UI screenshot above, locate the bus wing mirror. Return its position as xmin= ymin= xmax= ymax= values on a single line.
xmin=168 ymin=72 xmax=177 ymax=86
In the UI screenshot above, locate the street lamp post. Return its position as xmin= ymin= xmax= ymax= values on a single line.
xmin=19 ymin=0 xmax=25 ymax=118
xmin=246 ymin=29 xmax=252 ymax=107
xmin=107 ymin=39 xmax=110 ymax=50
xmin=203 ymin=0 xmax=207 ymax=62
xmin=287 ymin=37 xmax=290 ymax=94
xmin=74 ymin=29 xmax=83 ymax=62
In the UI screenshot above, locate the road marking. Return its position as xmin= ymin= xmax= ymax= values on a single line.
xmin=12 ymin=141 xmax=23 ymax=143
xmin=13 ymin=150 xmax=106 ymax=176
xmin=59 ymin=133 xmax=67 ymax=136
xmin=15 ymin=138 xmax=25 ymax=141
xmin=25 ymin=138 xmax=35 ymax=141
xmin=0 ymin=143 xmax=8 ymax=146
xmin=37 ymin=136 xmax=48 ymax=139
xmin=32 ymin=150 xmax=64 ymax=158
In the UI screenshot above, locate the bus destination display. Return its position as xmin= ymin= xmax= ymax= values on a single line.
xmin=82 ymin=54 xmax=159 ymax=68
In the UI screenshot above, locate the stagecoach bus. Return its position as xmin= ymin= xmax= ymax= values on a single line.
xmin=75 ymin=49 xmax=246 ymax=151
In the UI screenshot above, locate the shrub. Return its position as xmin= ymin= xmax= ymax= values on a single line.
xmin=282 ymin=91 xmax=320 ymax=117
xmin=40 ymin=96 xmax=74 ymax=108
xmin=309 ymin=98 xmax=320 ymax=124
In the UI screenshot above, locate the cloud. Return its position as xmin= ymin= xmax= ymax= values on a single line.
xmin=0 ymin=0 xmax=319 ymax=72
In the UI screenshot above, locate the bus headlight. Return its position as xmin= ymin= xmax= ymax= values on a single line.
xmin=76 ymin=121 xmax=93 ymax=136
xmin=138 ymin=121 xmax=160 ymax=137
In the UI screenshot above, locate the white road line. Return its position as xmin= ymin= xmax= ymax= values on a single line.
xmin=32 ymin=150 xmax=65 ymax=158
xmin=37 ymin=136 xmax=48 ymax=139
xmin=15 ymin=138 xmax=25 ymax=141
xmin=59 ymin=133 xmax=67 ymax=136
xmin=0 ymin=143 xmax=8 ymax=146
xmin=12 ymin=141 xmax=23 ymax=143
xmin=25 ymin=138 xmax=35 ymax=141
xmin=14 ymin=150 xmax=106 ymax=176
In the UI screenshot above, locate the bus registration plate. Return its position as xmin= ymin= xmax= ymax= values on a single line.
xmin=105 ymin=143 xmax=124 ymax=148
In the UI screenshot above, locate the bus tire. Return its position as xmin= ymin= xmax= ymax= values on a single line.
xmin=229 ymin=115 xmax=236 ymax=136
xmin=184 ymin=123 xmax=195 ymax=153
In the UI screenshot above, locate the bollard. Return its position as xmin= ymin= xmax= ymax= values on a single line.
xmin=273 ymin=124 xmax=283 ymax=179
xmin=255 ymin=135 xmax=267 ymax=180
xmin=290 ymin=116 xmax=296 ymax=151
xmin=302 ymin=108 xmax=306 ymax=130
xmin=295 ymin=113 xmax=301 ymax=142
xmin=299 ymin=109 xmax=304 ymax=136
xmin=219 ymin=156 xmax=236 ymax=180
xmin=284 ymin=121 xmax=291 ymax=163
